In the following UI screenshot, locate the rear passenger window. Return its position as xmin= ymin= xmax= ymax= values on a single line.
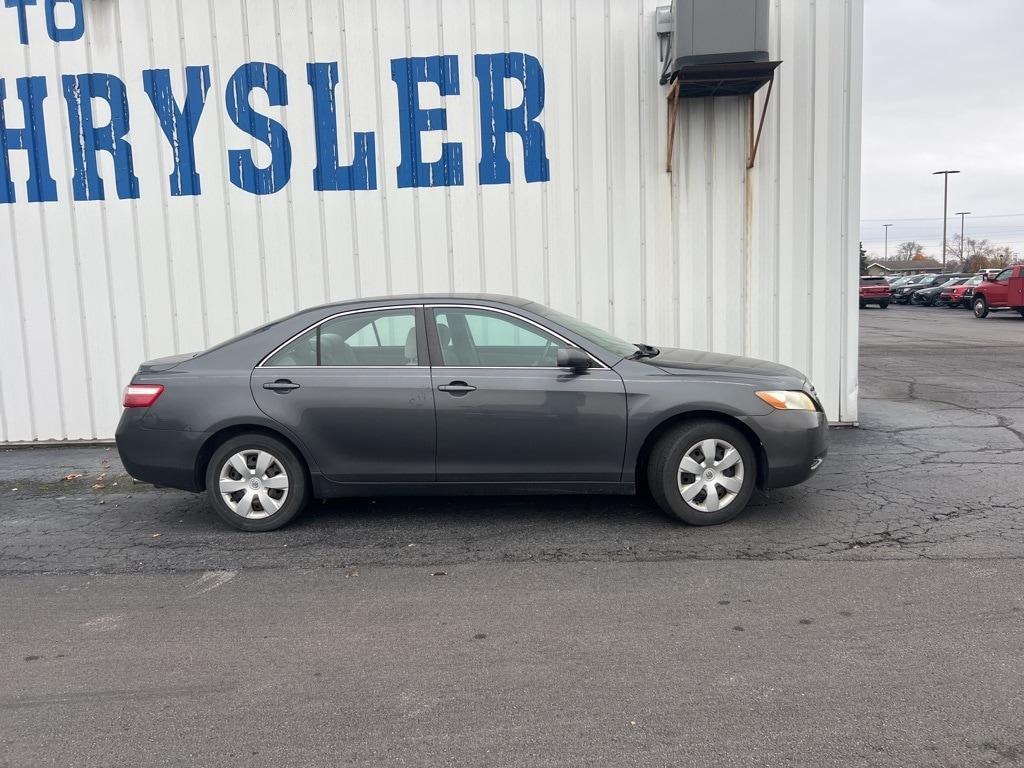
xmin=263 ymin=309 xmax=420 ymax=367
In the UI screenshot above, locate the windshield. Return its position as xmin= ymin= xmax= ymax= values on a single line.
xmin=525 ymin=302 xmax=640 ymax=358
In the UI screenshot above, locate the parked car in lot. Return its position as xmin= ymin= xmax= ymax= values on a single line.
xmin=116 ymin=295 xmax=828 ymax=531
xmin=939 ymin=274 xmax=984 ymax=308
xmin=972 ymin=266 xmax=1024 ymax=318
xmin=892 ymin=274 xmax=967 ymax=304
xmin=912 ymin=277 xmax=968 ymax=306
xmin=859 ymin=276 xmax=891 ymax=308
xmin=890 ymin=274 xmax=941 ymax=304
xmin=888 ymin=274 xmax=926 ymax=289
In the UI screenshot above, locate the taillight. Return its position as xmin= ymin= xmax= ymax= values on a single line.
xmin=123 ymin=384 xmax=165 ymax=408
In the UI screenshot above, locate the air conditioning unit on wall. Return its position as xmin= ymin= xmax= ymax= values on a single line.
xmin=671 ymin=0 xmax=770 ymax=72
xmin=659 ymin=0 xmax=779 ymax=172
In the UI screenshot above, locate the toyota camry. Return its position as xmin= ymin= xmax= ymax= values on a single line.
xmin=116 ymin=295 xmax=828 ymax=531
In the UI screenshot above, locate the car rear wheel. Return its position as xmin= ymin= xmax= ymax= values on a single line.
xmin=206 ymin=434 xmax=310 ymax=531
xmin=647 ymin=420 xmax=757 ymax=526
xmin=879 ymin=301 xmax=889 ymax=309
xmin=973 ymin=297 xmax=989 ymax=318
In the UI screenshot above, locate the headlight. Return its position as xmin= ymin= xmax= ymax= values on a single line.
xmin=756 ymin=390 xmax=818 ymax=411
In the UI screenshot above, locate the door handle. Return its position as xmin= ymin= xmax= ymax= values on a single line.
xmin=437 ymin=381 xmax=477 ymax=394
xmin=263 ymin=380 xmax=301 ymax=392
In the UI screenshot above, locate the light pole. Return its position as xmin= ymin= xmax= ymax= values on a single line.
xmin=933 ymin=170 xmax=960 ymax=271
xmin=883 ymin=223 xmax=892 ymax=261
xmin=955 ymin=211 xmax=971 ymax=265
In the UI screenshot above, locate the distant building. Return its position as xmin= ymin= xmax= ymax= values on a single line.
xmin=865 ymin=259 xmax=942 ymax=276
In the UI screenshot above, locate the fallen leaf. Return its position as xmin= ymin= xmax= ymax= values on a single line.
xmin=92 ymin=483 xmax=106 ymax=490
xmin=63 ymin=473 xmax=83 ymax=481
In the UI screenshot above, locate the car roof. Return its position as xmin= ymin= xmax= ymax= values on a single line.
xmin=306 ymin=293 xmax=532 ymax=313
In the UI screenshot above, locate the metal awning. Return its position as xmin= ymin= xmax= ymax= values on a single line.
xmin=666 ymin=60 xmax=781 ymax=172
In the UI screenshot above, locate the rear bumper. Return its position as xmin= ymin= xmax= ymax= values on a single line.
xmin=748 ymin=410 xmax=829 ymax=490
xmin=115 ymin=409 xmax=206 ymax=492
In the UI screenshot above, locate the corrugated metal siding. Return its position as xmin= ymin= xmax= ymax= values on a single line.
xmin=0 ymin=0 xmax=861 ymax=442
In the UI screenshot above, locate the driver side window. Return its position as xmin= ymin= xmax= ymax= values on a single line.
xmin=433 ymin=308 xmax=563 ymax=367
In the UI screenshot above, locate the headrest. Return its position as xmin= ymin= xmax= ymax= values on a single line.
xmin=404 ymin=327 xmax=418 ymax=363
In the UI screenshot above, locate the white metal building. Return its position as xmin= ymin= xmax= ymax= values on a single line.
xmin=0 ymin=0 xmax=862 ymax=443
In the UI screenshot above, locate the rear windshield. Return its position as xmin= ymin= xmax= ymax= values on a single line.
xmin=860 ymin=277 xmax=887 ymax=284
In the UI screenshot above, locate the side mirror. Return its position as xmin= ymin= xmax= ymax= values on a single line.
xmin=557 ymin=347 xmax=591 ymax=373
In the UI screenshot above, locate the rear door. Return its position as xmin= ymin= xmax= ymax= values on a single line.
xmin=251 ymin=306 xmax=436 ymax=482
xmin=426 ymin=305 xmax=628 ymax=482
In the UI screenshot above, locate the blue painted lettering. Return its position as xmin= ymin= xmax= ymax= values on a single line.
xmin=0 ymin=76 xmax=58 ymax=204
xmin=45 ymin=0 xmax=83 ymax=42
xmin=225 ymin=62 xmax=291 ymax=196
xmin=143 ymin=66 xmax=212 ymax=197
xmin=61 ymin=73 xmax=140 ymax=201
xmin=306 ymin=62 xmax=376 ymax=192
xmin=475 ymin=52 xmax=550 ymax=184
xmin=391 ymin=55 xmax=463 ymax=188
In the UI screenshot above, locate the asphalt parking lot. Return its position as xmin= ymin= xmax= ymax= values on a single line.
xmin=2 ymin=304 xmax=1022 ymax=767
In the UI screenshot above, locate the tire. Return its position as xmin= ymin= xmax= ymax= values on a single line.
xmin=647 ymin=420 xmax=757 ymax=526
xmin=879 ymin=301 xmax=889 ymax=309
xmin=859 ymin=302 xmax=866 ymax=309
xmin=973 ymin=297 xmax=989 ymax=318
xmin=205 ymin=434 xmax=310 ymax=531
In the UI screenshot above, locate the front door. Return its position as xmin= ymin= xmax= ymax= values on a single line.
xmin=427 ymin=306 xmax=628 ymax=482
xmin=989 ymin=268 xmax=1013 ymax=305
xmin=251 ymin=306 xmax=435 ymax=482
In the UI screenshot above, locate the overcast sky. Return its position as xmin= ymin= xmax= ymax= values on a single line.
xmin=860 ymin=0 xmax=1024 ymax=260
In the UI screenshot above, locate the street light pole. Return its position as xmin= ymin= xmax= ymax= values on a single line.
xmin=883 ymin=223 xmax=892 ymax=261
xmin=933 ymin=170 xmax=960 ymax=271
xmin=955 ymin=211 xmax=971 ymax=264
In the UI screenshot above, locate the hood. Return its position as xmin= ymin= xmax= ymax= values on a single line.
xmin=644 ymin=347 xmax=806 ymax=382
xmin=138 ymin=352 xmax=197 ymax=373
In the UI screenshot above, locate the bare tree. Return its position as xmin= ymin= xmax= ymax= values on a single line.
xmin=949 ymin=235 xmax=996 ymax=273
xmin=895 ymin=241 xmax=924 ymax=262
xmin=991 ymin=245 xmax=1018 ymax=267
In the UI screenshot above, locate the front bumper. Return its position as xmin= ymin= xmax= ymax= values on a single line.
xmin=748 ymin=409 xmax=829 ymax=490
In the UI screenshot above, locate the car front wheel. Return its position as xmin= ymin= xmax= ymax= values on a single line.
xmin=205 ymin=434 xmax=310 ymax=531
xmin=647 ymin=420 xmax=757 ymax=526
xmin=973 ymin=297 xmax=989 ymax=318
xmin=879 ymin=301 xmax=889 ymax=309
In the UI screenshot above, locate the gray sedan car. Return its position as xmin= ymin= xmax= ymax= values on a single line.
xmin=116 ymin=294 xmax=828 ymax=531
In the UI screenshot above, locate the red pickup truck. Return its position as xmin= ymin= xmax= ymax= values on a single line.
xmin=972 ymin=265 xmax=1024 ymax=318
xmin=859 ymin=277 xmax=891 ymax=309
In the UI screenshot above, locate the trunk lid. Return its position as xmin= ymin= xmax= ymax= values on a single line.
xmin=137 ymin=352 xmax=196 ymax=374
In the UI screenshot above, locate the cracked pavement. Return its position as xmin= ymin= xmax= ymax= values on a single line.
xmin=1 ymin=305 xmax=1022 ymax=573
xmin=2 ymin=306 xmax=1023 ymax=768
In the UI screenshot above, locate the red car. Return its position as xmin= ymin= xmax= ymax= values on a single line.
xmin=972 ymin=265 xmax=1024 ymax=318
xmin=859 ymin=276 xmax=891 ymax=309
xmin=939 ymin=274 xmax=983 ymax=308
